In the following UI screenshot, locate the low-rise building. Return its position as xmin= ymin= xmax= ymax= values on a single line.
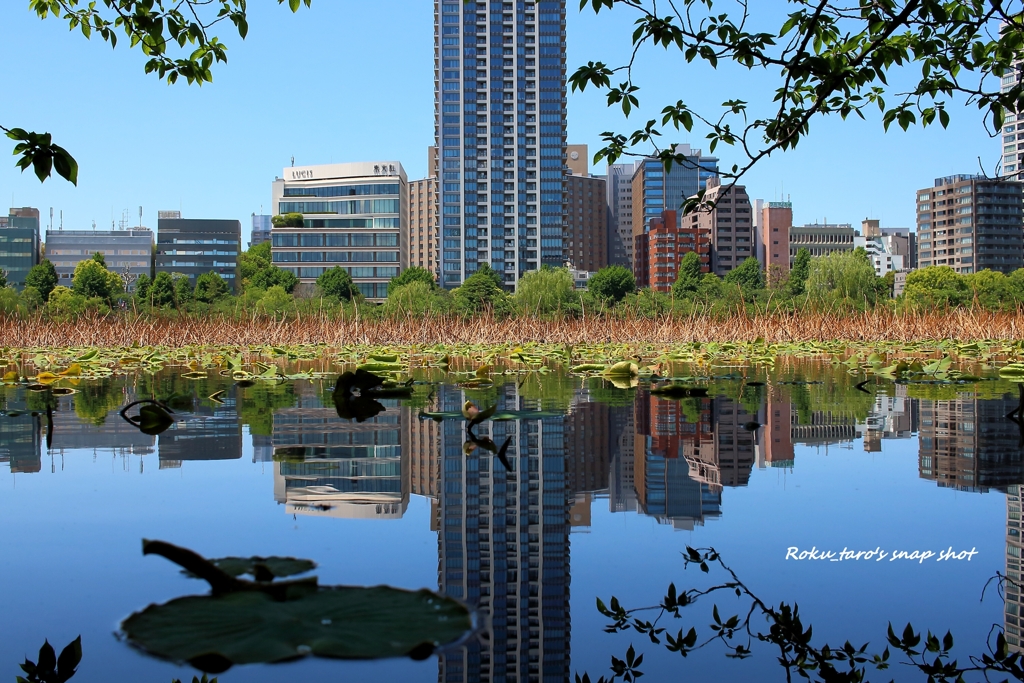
xmin=46 ymin=229 xmax=153 ymax=290
xmin=789 ymin=222 xmax=855 ymax=265
xmin=156 ymin=217 xmax=241 ymax=291
xmin=0 ymin=208 xmax=40 ymax=290
xmin=271 ymin=161 xmax=407 ymax=301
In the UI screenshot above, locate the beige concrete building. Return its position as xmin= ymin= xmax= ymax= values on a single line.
xmin=694 ymin=177 xmax=753 ymax=277
xmin=565 ymin=145 xmax=609 ymax=272
xmin=916 ymin=174 xmax=1023 ymax=274
xmin=788 ymin=223 xmax=855 ymax=266
xmin=408 ymin=177 xmax=438 ymax=275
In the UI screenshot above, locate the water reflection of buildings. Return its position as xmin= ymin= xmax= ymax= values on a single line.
xmin=0 ymin=397 xmax=41 ymax=474
xmin=1006 ymin=485 xmax=1023 ymax=652
xmin=271 ymin=384 xmax=408 ymax=520
xmin=918 ymin=396 xmax=1023 ymax=493
xmin=633 ymin=390 xmax=721 ymax=530
xmin=436 ymin=384 xmax=571 ymax=683
xmin=50 ymin=397 xmax=155 ymax=458
xmin=158 ymin=397 xmax=242 ymax=467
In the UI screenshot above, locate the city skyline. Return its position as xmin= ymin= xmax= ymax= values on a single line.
xmin=0 ymin=3 xmax=1005 ymax=246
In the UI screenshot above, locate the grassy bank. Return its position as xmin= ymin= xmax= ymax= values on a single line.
xmin=4 ymin=308 xmax=1024 ymax=348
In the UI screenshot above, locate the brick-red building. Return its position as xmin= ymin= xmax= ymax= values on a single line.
xmin=642 ymin=209 xmax=710 ymax=292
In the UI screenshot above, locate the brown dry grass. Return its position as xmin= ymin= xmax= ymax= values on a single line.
xmin=2 ymin=309 xmax=1024 ymax=348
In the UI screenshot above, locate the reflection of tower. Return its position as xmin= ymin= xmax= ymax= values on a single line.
xmin=271 ymin=385 xmax=409 ymax=519
xmin=436 ymin=384 xmax=571 ymax=683
xmin=565 ymin=389 xmax=611 ymax=528
xmin=1006 ymin=485 xmax=1023 ymax=651
xmin=713 ymin=396 xmax=759 ymax=487
xmin=0 ymin=396 xmax=41 ymax=474
xmin=918 ymin=395 xmax=1022 ymax=493
xmin=608 ymin=400 xmax=636 ymax=513
xmin=402 ymin=405 xmax=441 ymax=499
xmin=760 ymin=388 xmax=793 ymax=468
xmin=633 ymin=390 xmax=721 ymax=529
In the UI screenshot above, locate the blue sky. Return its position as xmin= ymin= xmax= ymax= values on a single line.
xmin=0 ymin=1 xmax=1002 ymax=244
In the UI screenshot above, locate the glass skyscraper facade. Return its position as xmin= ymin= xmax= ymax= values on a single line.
xmin=434 ymin=1 xmax=567 ymax=289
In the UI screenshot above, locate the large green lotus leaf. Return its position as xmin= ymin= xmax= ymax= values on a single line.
xmin=122 ymin=585 xmax=472 ymax=672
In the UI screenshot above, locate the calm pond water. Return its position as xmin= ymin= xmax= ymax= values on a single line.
xmin=0 ymin=360 xmax=1021 ymax=682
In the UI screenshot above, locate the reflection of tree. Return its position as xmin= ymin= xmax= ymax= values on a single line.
xmin=579 ymin=547 xmax=1024 ymax=683
xmin=237 ymin=382 xmax=296 ymax=436
xmin=588 ymin=378 xmax=637 ymax=407
xmin=73 ymin=377 xmax=127 ymax=425
xmin=517 ymin=372 xmax=581 ymax=411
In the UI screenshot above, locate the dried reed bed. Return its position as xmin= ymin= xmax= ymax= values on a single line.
xmin=2 ymin=308 xmax=1023 ymax=349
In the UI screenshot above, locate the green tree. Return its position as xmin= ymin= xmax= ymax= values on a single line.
xmin=787 ymin=248 xmax=811 ymax=297
xmin=317 ymin=266 xmax=357 ymax=301
xmin=71 ymin=258 xmax=114 ymax=300
xmin=25 ymin=259 xmax=58 ymax=300
xmin=695 ymin=272 xmax=723 ymax=302
xmin=514 ymin=267 xmax=575 ymax=315
xmin=0 ymin=268 xmax=7 ymax=289
xmin=383 ymin=281 xmax=450 ymax=317
xmin=14 ymin=1 xmax=310 ymax=185
xmin=258 ymin=285 xmax=293 ymax=317
xmin=134 ymin=273 xmax=151 ymax=302
xmin=806 ymin=251 xmax=878 ymax=305
xmin=173 ymin=275 xmax=193 ymax=306
xmin=271 ymin=213 xmax=305 ymax=228
xmin=91 ymin=251 xmax=106 ymax=267
xmin=387 ymin=266 xmax=437 ymax=296
xmin=964 ymin=270 xmax=1012 ymax=310
xmin=672 ymin=251 xmax=703 ymax=296
xmin=150 ymin=272 xmax=176 ymax=307
xmin=570 ymin=1 xmax=1023 ymax=199
xmin=194 ymin=271 xmax=229 ymax=303
xmin=239 ymin=242 xmax=298 ymax=293
xmin=588 ymin=265 xmax=635 ymax=303
xmin=454 ymin=265 xmax=506 ymax=314
xmin=902 ymin=266 xmax=968 ymax=308
xmin=724 ymin=257 xmax=764 ymax=292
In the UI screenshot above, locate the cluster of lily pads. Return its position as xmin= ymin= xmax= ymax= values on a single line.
xmin=1 ymin=339 xmax=1023 ymax=396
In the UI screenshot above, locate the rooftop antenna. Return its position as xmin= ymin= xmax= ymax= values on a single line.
xmin=49 ymin=207 xmax=53 ymax=232
xmin=291 ymin=156 xmax=295 ymax=167
xmin=139 ymin=206 xmax=143 ymax=229
xmin=59 ymin=210 xmax=62 ymax=231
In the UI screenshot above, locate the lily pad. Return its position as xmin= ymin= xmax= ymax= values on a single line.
xmin=184 ymin=557 xmax=317 ymax=581
xmin=121 ymin=540 xmax=473 ymax=673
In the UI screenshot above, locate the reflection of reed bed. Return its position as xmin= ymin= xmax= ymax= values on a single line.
xmin=4 ymin=308 xmax=1024 ymax=346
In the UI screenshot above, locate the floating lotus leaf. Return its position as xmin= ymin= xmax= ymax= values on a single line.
xmin=121 ymin=541 xmax=473 ymax=673
xmin=184 ymin=556 xmax=317 ymax=581
xmin=2 ymin=371 xmax=18 ymax=383
xmin=122 ymin=586 xmax=472 ymax=672
xmin=604 ymin=361 xmax=639 ymax=378
xmin=570 ymin=364 xmax=605 ymax=373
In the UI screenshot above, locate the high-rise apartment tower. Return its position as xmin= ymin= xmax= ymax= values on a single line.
xmin=434 ymin=0 xmax=568 ymax=289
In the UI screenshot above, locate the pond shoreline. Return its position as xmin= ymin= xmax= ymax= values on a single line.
xmin=2 ymin=309 xmax=1024 ymax=347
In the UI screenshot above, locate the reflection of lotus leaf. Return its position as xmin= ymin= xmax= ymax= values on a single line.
xmin=183 ymin=556 xmax=317 ymax=581
xmin=121 ymin=585 xmax=473 ymax=672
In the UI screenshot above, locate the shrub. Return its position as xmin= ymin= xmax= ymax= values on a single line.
xmin=514 ymin=267 xmax=575 ymax=315
xmin=588 ymin=265 xmax=635 ymax=303
xmin=387 ymin=266 xmax=437 ymax=296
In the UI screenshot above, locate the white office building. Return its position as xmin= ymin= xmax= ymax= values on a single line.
xmin=270 ymin=162 xmax=408 ymax=301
